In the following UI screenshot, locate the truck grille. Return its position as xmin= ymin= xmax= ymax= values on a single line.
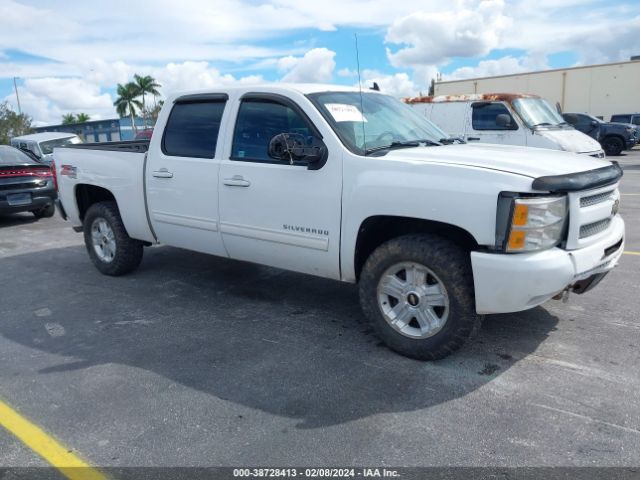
xmin=579 ymin=218 xmax=611 ymax=239
xmin=580 ymin=190 xmax=614 ymax=208
xmin=565 ymin=183 xmax=620 ymax=250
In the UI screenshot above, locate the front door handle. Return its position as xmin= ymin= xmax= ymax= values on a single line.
xmin=152 ymin=168 xmax=173 ymax=178
xmin=467 ymin=137 xmax=480 ymax=141
xmin=223 ymin=175 xmax=251 ymax=187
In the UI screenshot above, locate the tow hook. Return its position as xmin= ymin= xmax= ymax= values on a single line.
xmin=553 ymin=288 xmax=571 ymax=303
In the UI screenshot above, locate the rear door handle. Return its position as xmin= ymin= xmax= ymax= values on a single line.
xmin=223 ymin=175 xmax=251 ymax=187
xmin=152 ymin=168 xmax=173 ymax=178
xmin=467 ymin=137 xmax=480 ymax=141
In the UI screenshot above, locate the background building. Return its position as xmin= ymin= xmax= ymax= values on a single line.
xmin=434 ymin=59 xmax=640 ymax=121
xmin=34 ymin=117 xmax=148 ymax=142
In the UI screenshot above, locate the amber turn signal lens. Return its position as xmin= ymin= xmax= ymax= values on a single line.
xmin=508 ymin=230 xmax=526 ymax=250
xmin=512 ymin=203 xmax=529 ymax=226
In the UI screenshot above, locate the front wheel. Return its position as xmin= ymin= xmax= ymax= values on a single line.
xmin=83 ymin=201 xmax=143 ymax=276
xmin=602 ymin=136 xmax=624 ymax=156
xmin=359 ymin=234 xmax=481 ymax=360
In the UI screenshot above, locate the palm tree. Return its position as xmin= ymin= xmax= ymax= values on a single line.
xmin=114 ymin=82 xmax=142 ymax=135
xmin=149 ymin=100 xmax=165 ymax=124
xmin=75 ymin=113 xmax=91 ymax=123
xmin=134 ymin=74 xmax=161 ymax=128
xmin=61 ymin=113 xmax=76 ymax=125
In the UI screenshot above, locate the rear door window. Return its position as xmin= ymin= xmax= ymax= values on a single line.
xmin=162 ymin=100 xmax=226 ymax=158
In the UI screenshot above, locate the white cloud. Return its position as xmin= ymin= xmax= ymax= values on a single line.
xmin=24 ymin=78 xmax=113 ymax=111
xmin=358 ymin=70 xmax=419 ymax=98
xmin=499 ymin=2 xmax=640 ymax=63
xmin=84 ymin=60 xmax=135 ymax=89
xmin=3 ymin=60 xmax=268 ymax=124
xmin=444 ymin=55 xmax=549 ymax=81
xmin=337 ymin=68 xmax=357 ymax=78
xmin=4 ymin=77 xmax=114 ymax=125
xmin=2 ymin=0 xmax=639 ymax=126
xmin=386 ymin=0 xmax=511 ymax=67
xmin=0 ymin=0 xmax=428 ymax=66
xmin=151 ymin=61 xmax=264 ymax=94
xmin=278 ymin=48 xmax=336 ymax=83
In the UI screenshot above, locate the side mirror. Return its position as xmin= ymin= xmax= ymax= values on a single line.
xmin=590 ymin=120 xmax=598 ymax=127
xmin=495 ymin=113 xmax=515 ymax=129
xmin=268 ymin=133 xmax=326 ymax=168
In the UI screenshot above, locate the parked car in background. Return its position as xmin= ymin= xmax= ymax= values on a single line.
xmin=53 ymin=84 xmax=624 ymax=360
xmin=135 ymin=129 xmax=154 ymax=140
xmin=0 ymin=145 xmax=56 ymax=218
xmin=10 ymin=132 xmax=82 ymax=166
xmin=562 ymin=113 xmax=636 ymax=156
xmin=405 ymin=93 xmax=605 ymax=158
xmin=609 ymin=114 xmax=640 ymax=144
xmin=611 ymin=113 xmax=640 ymax=126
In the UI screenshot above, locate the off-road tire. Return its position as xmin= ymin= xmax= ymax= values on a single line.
xmin=32 ymin=203 xmax=55 ymax=218
xmin=83 ymin=201 xmax=143 ymax=276
xmin=602 ymin=136 xmax=624 ymax=156
xmin=359 ymin=234 xmax=481 ymax=360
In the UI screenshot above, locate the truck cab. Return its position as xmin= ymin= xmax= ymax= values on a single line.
xmin=405 ymin=93 xmax=605 ymax=158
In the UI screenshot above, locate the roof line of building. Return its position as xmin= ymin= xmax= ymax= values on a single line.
xmin=437 ymin=59 xmax=640 ymax=85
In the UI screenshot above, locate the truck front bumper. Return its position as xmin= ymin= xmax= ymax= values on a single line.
xmin=470 ymin=216 xmax=625 ymax=314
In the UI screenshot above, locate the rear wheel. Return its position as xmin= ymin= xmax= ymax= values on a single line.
xmin=359 ymin=234 xmax=481 ymax=360
xmin=83 ymin=201 xmax=143 ymax=276
xmin=602 ymin=136 xmax=624 ymax=156
xmin=32 ymin=204 xmax=55 ymax=218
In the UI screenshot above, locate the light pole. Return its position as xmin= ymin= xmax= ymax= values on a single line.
xmin=13 ymin=77 xmax=22 ymax=115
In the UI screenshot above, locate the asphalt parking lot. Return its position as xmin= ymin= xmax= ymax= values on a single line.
xmin=1 ymin=150 xmax=639 ymax=470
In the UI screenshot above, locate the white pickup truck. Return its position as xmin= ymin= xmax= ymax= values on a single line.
xmin=54 ymin=84 xmax=625 ymax=360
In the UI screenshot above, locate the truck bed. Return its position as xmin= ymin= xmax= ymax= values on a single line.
xmin=53 ymin=143 xmax=154 ymax=243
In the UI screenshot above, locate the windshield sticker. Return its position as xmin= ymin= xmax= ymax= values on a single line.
xmin=325 ymin=104 xmax=367 ymax=123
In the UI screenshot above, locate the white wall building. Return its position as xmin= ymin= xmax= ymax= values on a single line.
xmin=435 ymin=60 xmax=640 ymax=121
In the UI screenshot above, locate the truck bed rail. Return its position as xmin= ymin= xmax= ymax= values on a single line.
xmin=61 ymin=140 xmax=150 ymax=153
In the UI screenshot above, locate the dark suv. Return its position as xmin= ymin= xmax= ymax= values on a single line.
xmin=611 ymin=113 xmax=640 ymax=126
xmin=563 ymin=113 xmax=636 ymax=156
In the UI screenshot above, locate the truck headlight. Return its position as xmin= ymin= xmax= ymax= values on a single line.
xmin=497 ymin=195 xmax=567 ymax=252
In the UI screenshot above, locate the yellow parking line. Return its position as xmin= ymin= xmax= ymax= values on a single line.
xmin=624 ymin=251 xmax=640 ymax=256
xmin=0 ymin=399 xmax=106 ymax=480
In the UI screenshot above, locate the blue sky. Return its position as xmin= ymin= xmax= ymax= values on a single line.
xmin=1 ymin=0 xmax=639 ymax=125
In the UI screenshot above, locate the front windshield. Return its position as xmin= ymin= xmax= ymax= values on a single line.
xmin=308 ymin=92 xmax=448 ymax=155
xmin=39 ymin=137 xmax=79 ymax=155
xmin=512 ymin=98 xmax=565 ymax=128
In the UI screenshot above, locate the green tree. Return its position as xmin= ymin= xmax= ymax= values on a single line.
xmin=76 ymin=113 xmax=91 ymax=123
xmin=0 ymin=101 xmax=32 ymax=144
xmin=114 ymin=82 xmax=142 ymax=135
xmin=148 ymin=100 xmax=165 ymax=124
xmin=61 ymin=113 xmax=77 ymax=124
xmin=133 ymin=74 xmax=161 ymax=127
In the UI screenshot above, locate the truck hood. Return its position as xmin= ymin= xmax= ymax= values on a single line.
xmin=536 ymin=128 xmax=602 ymax=153
xmin=383 ymin=143 xmax=611 ymax=179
